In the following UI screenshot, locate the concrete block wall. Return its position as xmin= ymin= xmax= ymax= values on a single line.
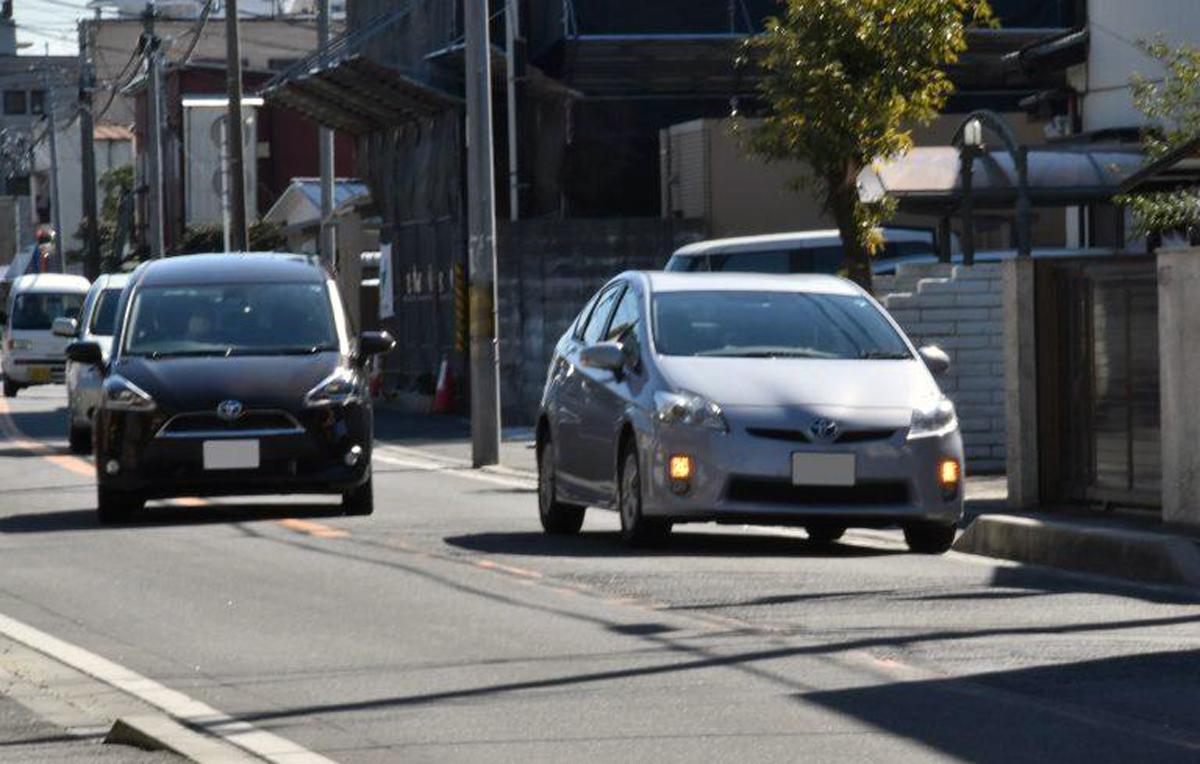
xmin=877 ymin=263 xmax=1006 ymax=474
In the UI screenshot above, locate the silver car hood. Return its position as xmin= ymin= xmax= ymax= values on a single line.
xmin=655 ymin=356 xmax=941 ymax=411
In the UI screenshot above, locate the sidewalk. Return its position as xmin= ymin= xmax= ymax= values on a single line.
xmin=374 ymin=409 xmax=1200 ymax=592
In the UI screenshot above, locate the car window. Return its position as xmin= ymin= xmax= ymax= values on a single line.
xmin=795 ymin=246 xmax=846 ymax=274
xmin=710 ymin=251 xmax=790 ymax=273
xmin=606 ymin=287 xmax=642 ymax=344
xmin=580 ymin=285 xmax=623 ymax=345
xmin=124 ymin=282 xmax=338 ymax=357
xmin=11 ymin=292 xmax=84 ymax=330
xmin=88 ymin=288 xmax=122 ymax=337
xmin=665 ymin=255 xmax=707 ymax=272
xmin=652 ymin=290 xmax=911 ymax=360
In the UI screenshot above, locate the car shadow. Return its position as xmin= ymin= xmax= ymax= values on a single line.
xmin=6 ymin=406 xmax=71 ymax=441
xmin=0 ymin=502 xmax=347 ymax=533
xmin=443 ymin=530 xmax=905 ymax=559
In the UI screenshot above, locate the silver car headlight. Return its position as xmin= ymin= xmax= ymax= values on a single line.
xmin=908 ymin=396 xmax=957 ymax=439
xmin=305 ymin=368 xmax=364 ymax=408
xmin=654 ymin=390 xmax=728 ymax=433
xmin=103 ymin=376 xmax=156 ymax=412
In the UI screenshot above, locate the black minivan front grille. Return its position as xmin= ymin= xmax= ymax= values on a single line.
xmin=157 ymin=410 xmax=303 ymax=438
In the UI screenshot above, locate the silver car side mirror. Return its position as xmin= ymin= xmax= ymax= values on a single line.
xmin=52 ymin=316 xmax=78 ymax=338
xmin=580 ymin=342 xmax=626 ymax=372
xmin=918 ymin=345 xmax=951 ymax=376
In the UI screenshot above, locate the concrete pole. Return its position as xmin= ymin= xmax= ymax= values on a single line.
xmin=224 ymin=0 xmax=249 ymax=251
xmin=504 ymin=0 xmax=520 ymax=222
xmin=317 ymin=0 xmax=335 ymax=265
xmin=43 ymin=44 xmax=64 ymax=270
xmin=79 ymin=21 xmax=100 ymax=279
xmin=464 ymin=0 xmax=501 ymax=467
xmin=143 ymin=5 xmax=165 ymax=258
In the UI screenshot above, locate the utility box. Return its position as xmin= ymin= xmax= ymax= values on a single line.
xmin=659 ymin=118 xmax=830 ymax=239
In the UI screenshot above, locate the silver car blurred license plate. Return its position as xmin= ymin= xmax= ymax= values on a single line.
xmin=203 ymin=440 xmax=260 ymax=470
xmin=792 ymin=453 xmax=856 ymax=486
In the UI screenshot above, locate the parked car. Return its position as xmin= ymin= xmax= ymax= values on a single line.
xmin=664 ymin=227 xmax=953 ymax=274
xmin=870 ymin=247 xmax=1121 ymax=275
xmin=55 ymin=273 xmax=130 ymax=453
xmin=536 ymin=271 xmax=964 ymax=553
xmin=1 ymin=273 xmax=90 ymax=397
xmin=68 ymin=254 xmax=394 ymax=524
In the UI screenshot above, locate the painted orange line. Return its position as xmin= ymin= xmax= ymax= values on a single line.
xmin=276 ymin=518 xmax=350 ymax=539
xmin=475 ymin=559 xmax=543 ymax=579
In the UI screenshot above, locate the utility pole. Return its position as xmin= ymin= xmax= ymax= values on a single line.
xmin=464 ymin=0 xmax=501 ymax=467
xmin=316 ymin=0 xmax=335 ymax=266
xmin=43 ymin=44 xmax=64 ymax=271
xmin=504 ymin=0 xmax=520 ymax=222
xmin=224 ymin=0 xmax=248 ymax=251
xmin=143 ymin=4 xmax=165 ymax=258
xmin=78 ymin=21 xmax=100 ymax=279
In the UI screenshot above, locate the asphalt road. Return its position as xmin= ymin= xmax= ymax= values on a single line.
xmin=0 ymin=385 xmax=1197 ymax=763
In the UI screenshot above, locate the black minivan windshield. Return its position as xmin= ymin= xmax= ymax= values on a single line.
xmin=123 ymin=282 xmax=339 ymax=357
xmin=653 ymin=290 xmax=911 ymax=360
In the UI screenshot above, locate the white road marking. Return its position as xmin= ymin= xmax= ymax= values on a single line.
xmin=0 ymin=611 xmax=336 ymax=764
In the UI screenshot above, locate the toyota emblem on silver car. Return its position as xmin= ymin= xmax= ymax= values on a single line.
xmin=809 ymin=417 xmax=840 ymax=443
xmin=217 ymin=400 xmax=245 ymax=422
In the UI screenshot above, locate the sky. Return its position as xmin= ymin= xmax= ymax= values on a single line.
xmin=14 ymin=0 xmax=92 ymax=56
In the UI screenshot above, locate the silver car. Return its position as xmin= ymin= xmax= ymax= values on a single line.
xmin=536 ymin=272 xmax=965 ymax=553
xmin=55 ymin=273 xmax=129 ymax=454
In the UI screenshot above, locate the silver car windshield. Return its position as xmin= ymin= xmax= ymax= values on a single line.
xmin=652 ymin=290 xmax=912 ymax=360
xmin=123 ymin=283 xmax=339 ymax=358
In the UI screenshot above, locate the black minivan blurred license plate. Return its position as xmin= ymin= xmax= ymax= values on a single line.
xmin=203 ymin=440 xmax=260 ymax=470
xmin=792 ymin=453 xmax=856 ymax=486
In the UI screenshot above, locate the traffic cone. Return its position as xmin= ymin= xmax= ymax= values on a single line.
xmin=432 ymin=358 xmax=454 ymax=414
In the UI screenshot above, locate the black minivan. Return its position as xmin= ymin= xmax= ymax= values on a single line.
xmin=67 ymin=254 xmax=394 ymax=524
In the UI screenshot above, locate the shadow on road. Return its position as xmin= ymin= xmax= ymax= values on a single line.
xmin=803 ymin=648 xmax=1200 ymax=763
xmin=0 ymin=503 xmax=345 ymax=533
xmin=6 ymin=406 xmax=70 ymax=441
xmin=444 ymin=530 xmax=905 ymax=559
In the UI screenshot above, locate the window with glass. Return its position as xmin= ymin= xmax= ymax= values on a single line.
xmin=11 ymin=292 xmax=84 ymax=330
xmin=123 ymin=282 xmax=339 ymax=357
xmin=3 ymin=90 xmax=26 ymax=115
xmin=652 ymin=290 xmax=911 ymax=360
xmin=580 ymin=285 xmax=623 ymax=345
xmin=88 ymin=289 xmax=123 ymax=336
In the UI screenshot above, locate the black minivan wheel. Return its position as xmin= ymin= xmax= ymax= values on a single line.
xmin=538 ymin=440 xmax=585 ymax=535
xmin=97 ymin=486 xmax=142 ymax=525
xmin=3 ymin=378 xmax=18 ymax=398
xmin=68 ymin=423 xmax=91 ymax=455
xmin=343 ymin=476 xmax=374 ymax=516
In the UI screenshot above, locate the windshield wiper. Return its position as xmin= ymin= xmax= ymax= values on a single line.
xmin=859 ymin=350 xmax=912 ymax=360
xmin=697 ymin=349 xmax=836 ymax=359
xmin=143 ymin=349 xmax=232 ymax=360
xmin=228 ymin=345 xmax=338 ymax=356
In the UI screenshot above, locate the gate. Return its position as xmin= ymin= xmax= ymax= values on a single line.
xmin=1036 ymin=258 xmax=1161 ymax=510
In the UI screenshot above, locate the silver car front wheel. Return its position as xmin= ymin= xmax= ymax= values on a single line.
xmin=618 ymin=447 xmax=671 ymax=547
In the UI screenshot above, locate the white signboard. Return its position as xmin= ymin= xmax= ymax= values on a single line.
xmin=379 ymin=242 xmax=394 ymax=319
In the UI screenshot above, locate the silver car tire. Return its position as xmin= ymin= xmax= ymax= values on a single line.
xmin=538 ymin=441 xmax=585 ymax=535
xmin=618 ymin=447 xmax=671 ymax=547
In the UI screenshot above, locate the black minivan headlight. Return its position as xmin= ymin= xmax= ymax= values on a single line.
xmin=304 ymin=368 xmax=364 ymax=408
xmin=103 ymin=376 xmax=157 ymax=412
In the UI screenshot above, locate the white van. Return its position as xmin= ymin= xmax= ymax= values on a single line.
xmin=2 ymin=273 xmax=91 ymax=397
xmin=664 ymin=227 xmax=950 ymax=274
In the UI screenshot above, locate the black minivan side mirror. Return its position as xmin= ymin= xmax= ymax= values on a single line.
xmin=66 ymin=340 xmax=104 ymax=367
xmin=357 ymin=331 xmax=395 ymax=359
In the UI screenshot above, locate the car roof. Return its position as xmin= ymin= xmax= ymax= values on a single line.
xmin=135 ymin=253 xmax=326 ymax=287
xmin=11 ymin=273 xmax=91 ymax=293
xmin=670 ymin=227 xmax=934 ymax=258
xmin=635 ymin=271 xmax=862 ymax=296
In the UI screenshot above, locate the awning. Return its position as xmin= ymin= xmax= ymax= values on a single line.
xmin=860 ymin=146 xmax=1145 ymax=215
xmin=1120 ymin=136 xmax=1200 ymax=194
xmin=261 ymin=55 xmax=462 ymax=135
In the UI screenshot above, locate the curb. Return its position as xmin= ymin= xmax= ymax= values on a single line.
xmin=105 ymin=716 xmax=260 ymax=763
xmin=953 ymin=514 xmax=1200 ymax=588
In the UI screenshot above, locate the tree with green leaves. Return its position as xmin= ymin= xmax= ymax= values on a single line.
xmin=742 ymin=0 xmax=993 ymax=290
xmin=1122 ymin=39 xmax=1200 ymax=240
